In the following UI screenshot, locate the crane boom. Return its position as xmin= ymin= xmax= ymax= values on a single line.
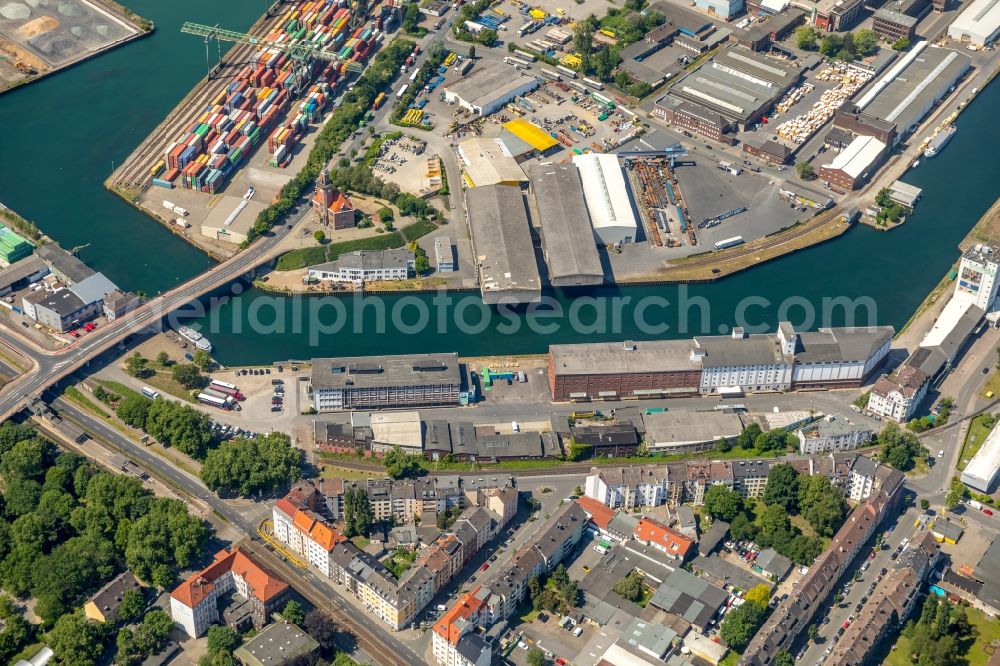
xmin=180 ymin=22 xmax=365 ymax=73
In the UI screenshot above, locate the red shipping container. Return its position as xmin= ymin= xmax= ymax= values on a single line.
xmin=163 ymin=168 xmax=180 ymax=182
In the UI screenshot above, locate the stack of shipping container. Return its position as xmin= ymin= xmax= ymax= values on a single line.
xmin=152 ymin=0 xmax=387 ymax=191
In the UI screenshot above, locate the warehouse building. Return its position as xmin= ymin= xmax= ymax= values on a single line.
xmin=528 ymin=163 xmax=604 ymax=288
xmin=961 ymin=417 xmax=1000 ymax=491
xmin=948 ymin=0 xmax=1000 ymax=46
xmin=667 ymin=48 xmax=800 ymax=131
xmin=443 ymin=64 xmax=540 ymax=116
xmin=571 ymin=154 xmax=639 ymax=246
xmin=22 ymin=272 xmax=120 ymax=333
xmin=854 ymin=43 xmax=972 ymax=139
xmin=0 ymin=225 xmax=34 ymax=266
xmin=465 ymin=185 xmax=542 ymax=304
xmin=735 ymin=10 xmax=805 ymax=51
xmin=457 ymin=137 xmax=527 ymax=187
xmin=548 ymin=323 xmax=891 ymax=401
xmin=832 ymin=106 xmax=898 ymax=146
xmin=643 ymin=410 xmax=745 ymax=453
xmin=693 ymin=0 xmax=745 ymax=20
xmin=0 ymin=254 xmax=48 ymax=296
xmin=310 ymin=354 xmax=465 ymax=411
xmin=548 ymin=339 xmax=703 ymax=401
xmin=501 ymin=118 xmax=559 ymax=158
xmin=818 ymin=135 xmax=888 ymax=191
xmin=653 ymin=97 xmax=734 ymax=143
xmin=743 ymin=138 xmax=792 ymax=164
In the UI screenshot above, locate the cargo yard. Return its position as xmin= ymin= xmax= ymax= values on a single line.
xmin=106 ymin=0 xmax=391 ymax=257
xmin=0 ymin=0 xmax=147 ymax=92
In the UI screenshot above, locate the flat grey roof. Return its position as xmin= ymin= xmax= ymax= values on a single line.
xmin=650 ymin=567 xmax=729 ymax=628
xmin=477 ymin=432 xmax=544 ymax=458
xmin=550 ymin=339 xmax=700 ymax=376
xmin=794 ymin=326 xmax=894 ymax=364
xmin=874 ymin=7 xmax=920 ymax=26
xmin=693 ymin=554 xmax=770 ymax=591
xmin=311 ymin=353 xmax=461 ymax=390
xmin=643 ymin=410 xmax=745 ymax=446
xmin=529 ymin=163 xmax=604 ymax=285
xmin=713 ymin=48 xmax=804 ymax=89
xmin=466 ymin=184 xmax=541 ymax=301
xmin=36 ymin=243 xmax=94 ymax=284
xmin=693 ymin=333 xmax=790 ymax=368
xmin=29 ymin=288 xmax=86 ymax=316
xmin=670 ymin=59 xmax=779 ymax=123
xmin=618 ymin=617 xmax=678 ymax=658
xmin=68 ymin=272 xmax=119 ymax=305
xmin=861 ymin=46 xmax=971 ymax=133
xmin=311 ymin=249 xmax=413 ymax=273
xmin=445 ymin=64 xmax=537 ymax=109
xmin=234 ymin=622 xmax=319 ymax=666
xmin=0 ymin=253 xmax=48 ymax=289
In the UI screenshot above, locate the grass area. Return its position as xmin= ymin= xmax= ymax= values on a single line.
xmin=9 ymin=642 xmax=44 ymax=665
xmin=276 ymin=245 xmax=328 ymax=271
xmin=980 ymin=371 xmax=1000 ymax=399
xmin=959 ymin=413 xmax=999 ymax=471
xmin=326 ymin=232 xmax=406 ymax=261
xmin=718 ymin=652 xmax=740 ymax=666
xmin=96 ymin=379 xmax=143 ymax=401
xmin=885 ymin=605 xmax=1000 ymax=666
xmin=519 ymin=608 xmax=539 ymax=623
xmin=320 ymin=465 xmax=385 ymax=481
xmin=401 ymin=218 xmax=437 ymax=242
xmin=351 ymin=536 xmax=370 ymax=549
xmin=146 ymin=370 xmax=196 ymax=403
xmin=64 ymin=386 xmax=107 ymax=419
xmin=790 ymin=513 xmax=818 ymax=538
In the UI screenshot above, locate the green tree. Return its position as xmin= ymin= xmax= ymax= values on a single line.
xmin=720 ymin=600 xmax=768 ymax=651
xmin=854 ymin=28 xmax=878 ymax=56
xmin=383 ymin=446 xmax=421 ymax=479
xmin=592 ymin=46 xmax=617 ymax=80
xmin=737 ymin=423 xmax=763 ymax=450
xmin=200 ymin=433 xmax=301 ymax=496
xmin=126 ymin=498 xmax=209 ymax=587
xmin=47 ymin=612 xmax=107 ymax=666
xmin=729 ymin=512 xmax=755 ymax=541
xmin=757 ymin=504 xmax=795 ymax=551
xmin=172 ymin=363 xmax=206 ymax=390
xmin=314 ymin=230 xmax=326 ymax=243
xmin=116 ymin=394 xmax=152 ymax=430
xmin=527 ymin=647 xmax=546 ymax=666
xmin=192 ymin=350 xmax=212 ymax=371
xmin=283 ymin=600 xmax=306 ymax=625
xmin=304 ymin=610 xmax=338 ymax=652
xmin=819 ymin=34 xmax=844 ymax=57
xmin=892 ymin=37 xmax=911 ymax=50
xmin=755 ymin=428 xmax=791 ymax=453
xmin=796 ymin=162 xmax=816 ymax=180
xmin=798 ymin=475 xmax=846 ymax=536
xmin=920 ymin=498 xmax=931 ymax=510
xmin=478 ymin=28 xmax=497 ymax=47
xmin=126 ymin=353 xmax=149 ymax=378
xmin=945 ymin=476 xmax=968 ymax=510
xmin=745 ymin=584 xmax=771 ymax=607
xmin=117 ymin=589 xmax=146 ymax=623
xmin=206 ymin=625 xmax=241 ymax=656
xmin=878 ymin=423 xmax=923 ymax=471
xmin=763 ymin=464 xmax=800 ymax=511
xmin=613 ymin=570 xmax=645 ymax=602
xmin=144 ymin=400 xmax=213 ymax=458
xmin=343 ymin=486 xmax=374 ymax=538
xmin=378 ymin=207 xmax=394 ymax=222
xmin=155 ymin=351 xmax=171 ymax=367
xmin=703 ymin=485 xmax=745 ymax=521
xmin=775 ymin=651 xmax=795 ymax=666
xmin=795 ymin=26 xmax=817 ymax=50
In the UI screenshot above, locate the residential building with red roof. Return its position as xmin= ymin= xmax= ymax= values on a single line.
xmin=432 ymin=587 xmax=493 ymax=666
xmin=170 ymin=548 xmax=290 ymax=638
xmin=633 ymin=518 xmax=695 ymax=562
xmin=575 ymin=496 xmax=616 ymax=531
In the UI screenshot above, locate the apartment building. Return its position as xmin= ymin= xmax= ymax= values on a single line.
xmin=584 ymin=465 xmax=668 ymax=510
xmin=731 ymin=459 xmax=771 ymax=499
xmin=633 ymin=517 xmax=695 ymax=562
xmin=170 ymin=548 xmax=290 ymax=638
xmin=797 ymin=415 xmax=874 ymax=454
xmin=741 ymin=463 xmax=904 ymax=665
xmin=845 ymin=455 xmax=902 ymax=502
xmin=432 ymin=587 xmax=493 ymax=666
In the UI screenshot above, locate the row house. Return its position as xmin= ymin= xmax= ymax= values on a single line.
xmin=686 ymin=461 xmax=734 ymax=505
xmin=584 ymin=465 xmax=668 ymax=510
xmin=433 ymin=503 xmax=590 ymax=665
xmin=432 ymin=587 xmax=493 ymax=666
xmin=741 ymin=464 xmax=904 ymax=665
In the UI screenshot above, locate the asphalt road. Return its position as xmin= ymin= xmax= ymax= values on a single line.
xmin=0 ymin=202 xmax=314 ymax=422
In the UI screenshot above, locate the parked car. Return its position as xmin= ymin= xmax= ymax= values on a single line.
xmin=985 ymin=508 xmax=995 ymax=516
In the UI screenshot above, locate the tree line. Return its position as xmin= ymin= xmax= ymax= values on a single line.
xmin=0 ymin=422 xmax=209 ymax=665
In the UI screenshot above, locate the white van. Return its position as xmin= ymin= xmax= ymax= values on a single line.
xmin=573 ymin=627 xmax=584 ymax=637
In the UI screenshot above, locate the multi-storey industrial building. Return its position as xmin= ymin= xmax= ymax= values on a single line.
xmin=310 ymin=353 xmax=466 ymax=411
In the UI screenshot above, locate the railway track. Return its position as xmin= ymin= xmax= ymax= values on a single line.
xmin=108 ymin=7 xmax=287 ymax=190
xmin=239 ymin=540 xmax=417 ymax=666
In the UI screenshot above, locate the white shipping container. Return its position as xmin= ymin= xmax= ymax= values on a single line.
xmin=173 ymin=206 xmax=189 ymax=217
xmin=162 ymin=200 xmax=176 ymax=210
xmin=274 ymin=144 xmax=287 ymax=161
xmin=175 ymin=218 xmax=191 ymax=229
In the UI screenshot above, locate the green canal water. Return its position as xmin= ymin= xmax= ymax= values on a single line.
xmin=0 ymin=1 xmax=998 ymax=364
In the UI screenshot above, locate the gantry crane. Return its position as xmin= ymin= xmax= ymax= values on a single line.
xmin=181 ymin=17 xmax=366 ymax=83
